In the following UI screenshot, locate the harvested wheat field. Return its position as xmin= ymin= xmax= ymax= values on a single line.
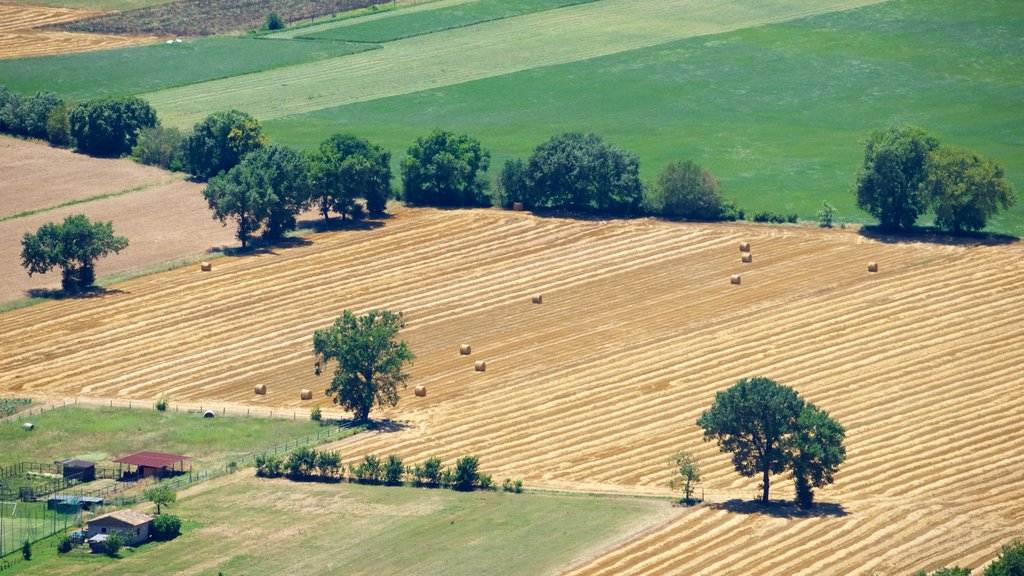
xmin=0 ymin=4 xmax=155 ymax=59
xmin=1 ymin=208 xmax=1022 ymax=573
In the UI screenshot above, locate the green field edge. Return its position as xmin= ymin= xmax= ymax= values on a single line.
xmin=1 ymin=177 xmax=183 ymax=223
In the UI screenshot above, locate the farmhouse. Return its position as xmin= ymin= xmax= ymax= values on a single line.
xmin=87 ymin=509 xmax=153 ymax=547
xmin=113 ymin=451 xmax=189 ymax=479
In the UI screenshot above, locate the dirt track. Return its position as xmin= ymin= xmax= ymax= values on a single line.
xmin=0 ymin=208 xmax=1021 ymax=573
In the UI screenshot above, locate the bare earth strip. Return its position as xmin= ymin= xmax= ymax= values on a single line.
xmin=0 ymin=4 xmax=157 ymax=59
xmin=144 ymin=0 xmax=891 ymax=127
xmin=0 ymin=208 xmax=1020 ymax=572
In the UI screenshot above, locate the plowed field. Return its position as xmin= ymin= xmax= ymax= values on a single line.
xmin=1 ymin=208 xmax=1021 ymax=573
xmin=0 ymin=4 xmax=155 ymax=59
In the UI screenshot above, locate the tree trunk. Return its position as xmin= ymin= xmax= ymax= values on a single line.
xmin=762 ymin=467 xmax=770 ymax=505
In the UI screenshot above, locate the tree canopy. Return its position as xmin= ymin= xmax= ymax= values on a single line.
xmin=922 ymin=145 xmax=1016 ymax=233
xmin=20 ymin=214 xmax=129 ymax=293
xmin=313 ymin=310 xmax=415 ymax=423
xmin=697 ymin=377 xmax=845 ymax=507
xmin=655 ymin=159 xmax=728 ymax=220
xmin=309 ymin=133 xmax=392 ymax=220
xmin=184 ymin=109 xmax=268 ymax=180
xmin=68 ymin=96 xmax=157 ymax=157
xmin=854 ymin=125 xmax=939 ymax=231
xmin=401 ymin=128 xmax=491 ymax=207
xmin=144 ymin=485 xmax=176 ymax=515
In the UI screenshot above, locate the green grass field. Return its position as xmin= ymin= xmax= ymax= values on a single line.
xmin=6 ymin=474 xmax=669 ymax=575
xmin=0 ymin=406 xmax=342 ymax=471
xmin=299 ymin=0 xmax=597 ymax=43
xmin=0 ymin=37 xmax=373 ymax=101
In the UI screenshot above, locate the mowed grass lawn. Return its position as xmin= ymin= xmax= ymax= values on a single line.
xmin=0 ymin=406 xmax=340 ymax=471
xmin=11 ymin=474 xmax=671 ymax=576
xmin=267 ymin=0 xmax=1024 ymax=234
xmin=299 ymin=0 xmax=598 ymax=43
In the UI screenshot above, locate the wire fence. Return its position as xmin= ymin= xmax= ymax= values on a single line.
xmin=0 ymin=501 xmax=80 ymax=560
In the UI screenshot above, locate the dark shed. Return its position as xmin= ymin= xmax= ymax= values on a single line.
xmin=61 ymin=459 xmax=96 ymax=482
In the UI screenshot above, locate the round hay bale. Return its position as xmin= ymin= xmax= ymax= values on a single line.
xmin=200 ymin=261 xmax=212 ymax=272
xmin=254 ymin=384 xmax=267 ymax=395
xmin=739 ymin=242 xmax=750 ymax=252
xmin=741 ymin=253 xmax=752 ymax=263
xmin=459 ymin=344 xmax=472 ymax=355
xmin=23 ymin=422 xmax=34 ymax=431
xmin=203 ymin=410 xmax=215 ymax=418
xmin=532 ymin=294 xmax=543 ymax=304
xmin=474 ymin=361 xmax=487 ymax=372
xmin=300 ymin=389 xmax=313 ymax=400
xmin=730 ymin=274 xmax=742 ymax=285
xmin=512 ymin=202 xmax=524 ymax=211
xmin=868 ymin=262 xmax=879 ymax=273
xmin=414 ymin=385 xmax=426 ymax=397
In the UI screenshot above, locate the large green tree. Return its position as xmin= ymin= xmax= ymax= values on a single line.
xmin=313 ymin=310 xmax=415 ymax=423
xmin=68 ymin=96 xmax=157 ymax=157
xmin=655 ymin=159 xmax=726 ymax=221
xmin=854 ymin=125 xmax=939 ymax=231
xmin=308 ymin=133 xmax=392 ymax=221
xmin=401 ymin=128 xmax=491 ymax=207
xmin=20 ymin=214 xmax=129 ymax=293
xmin=184 ymin=109 xmax=267 ymax=180
xmin=922 ymin=145 xmax=1016 ymax=233
xmin=787 ymin=403 xmax=846 ymax=508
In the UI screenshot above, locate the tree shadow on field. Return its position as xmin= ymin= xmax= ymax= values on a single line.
xmin=219 ymin=235 xmax=313 ymax=257
xmin=297 ymin=217 xmax=387 ymax=234
xmin=714 ymin=498 xmax=848 ymax=519
xmin=859 ymin=225 xmax=1018 ymax=247
xmin=367 ymin=419 xmax=410 ymax=434
xmin=25 ymin=286 xmax=125 ymax=300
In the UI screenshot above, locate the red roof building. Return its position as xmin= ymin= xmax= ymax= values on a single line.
xmin=113 ymin=452 xmax=189 ymax=479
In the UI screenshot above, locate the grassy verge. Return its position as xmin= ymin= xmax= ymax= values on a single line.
xmin=0 ymin=179 xmax=181 ymax=223
xmin=7 ymin=474 xmax=670 ymax=575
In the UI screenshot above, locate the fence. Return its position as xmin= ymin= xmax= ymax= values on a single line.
xmin=0 ymin=501 xmax=80 ymax=560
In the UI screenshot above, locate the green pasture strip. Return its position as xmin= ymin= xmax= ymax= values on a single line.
xmin=265 ymin=0 xmax=472 ymax=39
xmin=0 ymin=179 xmax=179 ymax=223
xmin=266 ymin=0 xmax=1024 ymax=235
xmin=9 ymin=476 xmax=667 ymax=575
xmin=0 ymin=37 xmax=373 ymax=102
xmin=143 ymin=0 xmax=889 ymax=128
xmin=0 ymin=406 xmax=331 ymax=471
xmin=299 ymin=0 xmax=599 ymax=43
xmin=4 ymin=0 xmax=177 ymax=10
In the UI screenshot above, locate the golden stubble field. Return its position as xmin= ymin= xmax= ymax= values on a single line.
xmin=0 ymin=4 xmax=156 ymax=59
xmin=1 ymin=208 xmax=1021 ymax=574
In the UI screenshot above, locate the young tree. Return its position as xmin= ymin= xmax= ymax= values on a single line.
xmin=452 ymin=455 xmax=481 ymax=491
xmin=21 ymin=539 xmax=31 ymax=561
xmin=383 ymin=454 xmax=404 ymax=485
xmin=308 ymin=133 xmax=392 ymax=221
xmin=184 ymin=109 xmax=267 ymax=180
xmin=696 ymin=377 xmax=804 ymax=505
xmin=669 ymin=450 xmax=701 ymax=503
xmin=655 ymin=159 xmax=725 ymax=220
xmin=854 ymin=125 xmax=939 ymax=231
xmin=787 ymin=403 xmax=846 ymax=508
xmin=401 ymin=128 xmax=491 ymax=207
xmin=20 ymin=214 xmax=129 ymax=293
xmin=922 ymin=145 xmax=1016 ymax=233
xmin=312 ymin=310 xmax=415 ymax=423
xmin=523 ymin=132 xmax=644 ymax=215
xmin=817 ymin=201 xmax=836 ymax=228
xmin=412 ymin=456 xmax=443 ymax=485
xmin=144 ymin=485 xmax=176 ymax=514
xmin=68 ymin=96 xmax=157 ymax=157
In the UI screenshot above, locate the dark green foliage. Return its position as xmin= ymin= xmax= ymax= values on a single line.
xmin=132 ymin=125 xmax=186 ymax=171
xmin=383 ymin=454 xmax=404 ymax=485
xmin=0 ymin=87 xmax=64 ymax=141
xmin=401 ymin=128 xmax=491 ymax=207
xmin=914 ymin=567 xmax=972 ymax=576
xmin=518 ymin=132 xmax=644 ymax=215
xmin=787 ymin=403 xmax=846 ymax=508
xmin=20 ymin=214 xmax=129 ymax=293
xmin=985 ymin=540 xmax=1024 ymax=576
xmin=285 ymin=446 xmax=318 ymax=479
xmin=923 ymin=145 xmax=1016 ymax=233
xmin=104 ymin=531 xmax=125 ymax=557
xmin=478 ymin=474 xmax=493 ymax=490
xmin=144 ymin=485 xmax=176 ymax=514
xmin=21 ymin=539 xmax=31 ymax=561
xmin=655 ymin=160 xmax=727 ymax=221
xmin=68 ymin=96 xmax=157 ymax=157
xmin=265 ymin=11 xmax=284 ymax=30
xmin=497 ymin=158 xmax=528 ymax=209
xmin=255 ymin=453 xmax=283 ymax=477
xmin=308 ymin=133 xmax=392 ymax=220
xmin=0 ymin=398 xmax=31 ymax=417
xmin=56 ymin=535 xmax=74 ymax=554
xmin=696 ymin=377 xmax=805 ymax=505
xmin=752 ymin=211 xmax=797 ymax=224
xmin=817 ymin=201 xmax=836 ymax=228
xmin=855 ymin=125 xmax=939 ymax=231
xmin=45 ymin=103 xmax=72 ymax=148
xmin=151 ymin=514 xmax=182 ymax=541
xmin=0 ymin=86 xmax=19 ymax=134
xmin=502 ymin=478 xmax=523 ymax=493
xmin=452 ymin=455 xmax=480 ymax=491
xmin=315 ymin=450 xmax=341 ymax=477
xmin=155 ymin=394 xmax=169 ymax=411
xmin=412 ymin=456 xmax=443 ymax=485
xmin=312 ymin=309 xmax=414 ymax=423
xmin=310 ymin=405 xmax=322 ymax=421
xmin=350 ymin=454 xmax=383 ymax=483
xmin=184 ymin=110 xmax=267 ymax=180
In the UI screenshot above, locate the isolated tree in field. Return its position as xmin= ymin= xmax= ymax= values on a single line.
xmin=669 ymin=450 xmax=701 ymax=503
xmin=308 ymin=133 xmax=392 ymax=220
xmin=922 ymin=145 xmax=1016 ymax=233
xmin=522 ymin=132 xmax=644 ymax=214
xmin=313 ymin=310 xmax=414 ymax=423
xmin=184 ymin=109 xmax=267 ymax=180
xmin=787 ymin=403 xmax=846 ymax=508
xmin=401 ymin=128 xmax=491 ymax=207
xmin=655 ymin=159 xmax=726 ymax=220
xmin=854 ymin=125 xmax=939 ymax=231
xmin=144 ymin=485 xmax=176 ymax=514
xmin=20 ymin=214 xmax=129 ymax=293
xmin=68 ymin=96 xmax=157 ymax=157
xmin=696 ymin=377 xmax=804 ymax=505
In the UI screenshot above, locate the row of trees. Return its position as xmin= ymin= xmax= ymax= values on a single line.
xmin=855 ymin=125 xmax=1016 ymax=233
xmin=914 ymin=540 xmax=1024 ymax=576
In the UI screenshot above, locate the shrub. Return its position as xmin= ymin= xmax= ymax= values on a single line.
xmin=151 ymin=514 xmax=181 ymax=541
xmin=412 ymin=456 xmax=442 ymax=485
xmin=350 ymin=454 xmax=382 ymax=483
xmin=22 ymin=539 xmax=31 ymax=561
xmin=310 ymin=405 xmax=322 ymax=421
xmin=315 ymin=450 xmax=341 ymax=478
xmin=265 ymin=11 xmax=284 ymax=30
xmin=752 ymin=211 xmax=792 ymax=224
xmin=452 ymin=455 xmax=480 ymax=491
xmin=57 ymin=535 xmax=74 ymax=554
xmin=104 ymin=532 xmax=125 ymax=557
xmin=285 ymin=446 xmax=318 ymax=479
xmin=255 ymin=453 xmax=283 ymax=477
xmin=132 ymin=126 xmax=185 ymax=171
xmin=477 ymin=473 xmax=493 ymax=490
xmin=439 ymin=467 xmax=455 ymax=488
xmin=383 ymin=454 xmax=404 ymax=485
xmin=655 ymin=160 xmax=727 ymax=221
xmin=155 ymin=393 xmax=169 ymax=411
xmin=817 ymin=201 xmax=835 ymax=228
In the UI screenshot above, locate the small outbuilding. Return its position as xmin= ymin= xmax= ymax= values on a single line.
xmin=113 ymin=451 xmax=189 ymax=479
xmin=61 ymin=459 xmax=96 ymax=482
xmin=47 ymin=495 xmax=104 ymax=513
xmin=87 ymin=509 xmax=153 ymax=547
